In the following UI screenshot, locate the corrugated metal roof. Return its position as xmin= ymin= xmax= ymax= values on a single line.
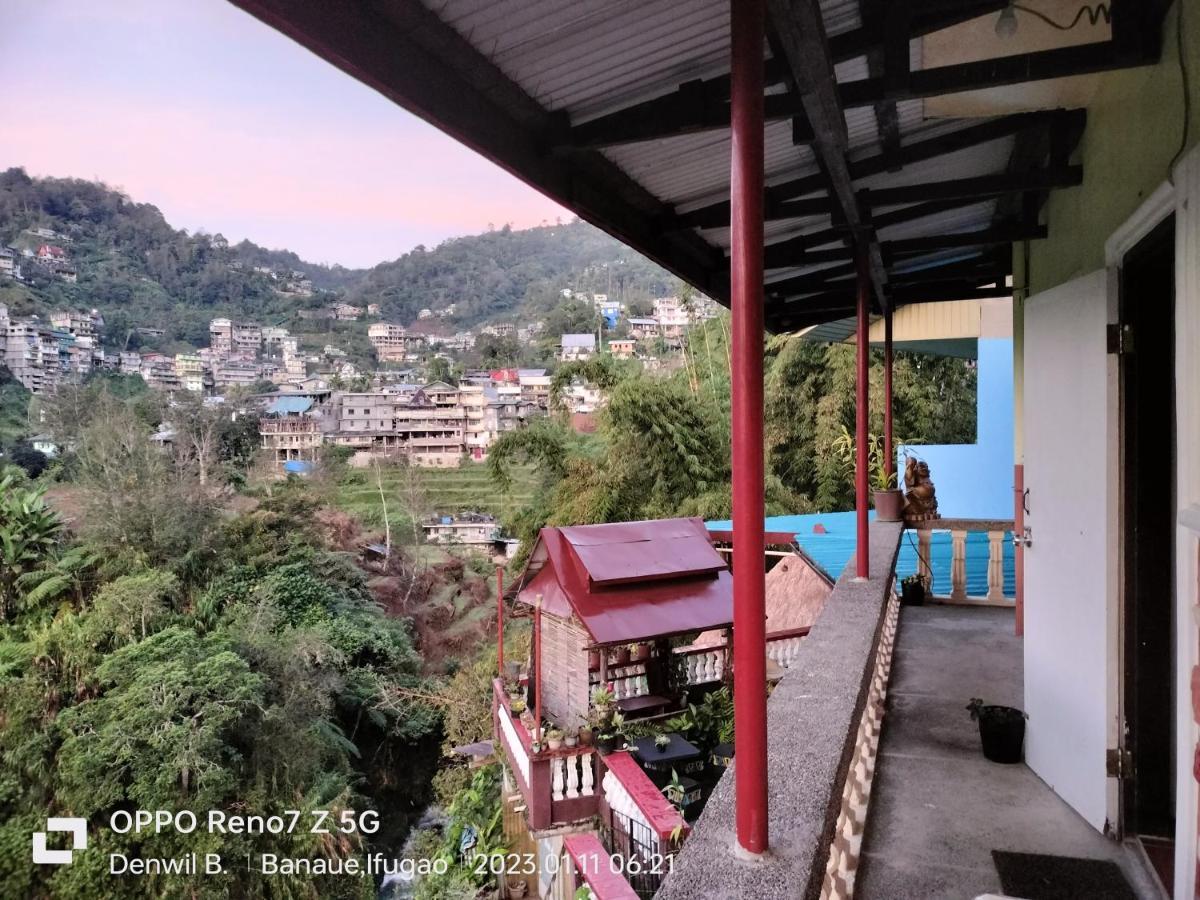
xmin=267 ymin=396 xmax=313 ymax=415
xmin=517 ymin=517 xmax=733 ymax=644
xmin=396 ymin=0 xmax=1063 ymax=327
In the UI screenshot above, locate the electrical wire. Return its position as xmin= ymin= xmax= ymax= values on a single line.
xmin=1169 ymin=0 xmax=1192 ymax=184
xmin=1010 ymin=3 xmax=1111 ymax=31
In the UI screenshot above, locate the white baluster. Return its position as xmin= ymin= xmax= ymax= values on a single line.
xmin=714 ymin=649 xmax=725 ymax=681
xmin=580 ymin=752 xmax=594 ymax=796
xmin=918 ymin=529 xmax=933 ymax=587
xmin=951 ymin=529 xmax=967 ymax=602
xmin=566 ymin=755 xmax=580 ymax=798
xmin=686 ymin=654 xmax=699 ymax=684
xmin=987 ymin=530 xmax=1005 ymax=601
xmin=552 ymin=758 xmax=565 ymax=801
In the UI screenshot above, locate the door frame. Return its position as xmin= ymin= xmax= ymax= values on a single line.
xmin=1104 ymin=180 xmax=1177 ymax=840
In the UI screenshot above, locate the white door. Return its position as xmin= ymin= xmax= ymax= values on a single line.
xmin=1022 ymin=268 xmax=1113 ymax=831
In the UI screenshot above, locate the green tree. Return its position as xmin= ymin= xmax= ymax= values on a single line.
xmin=0 ymin=473 xmax=61 ymax=619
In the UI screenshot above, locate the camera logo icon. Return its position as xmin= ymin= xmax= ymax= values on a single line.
xmin=32 ymin=818 xmax=87 ymax=865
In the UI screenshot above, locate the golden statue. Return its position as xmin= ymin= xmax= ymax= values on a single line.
xmin=903 ymin=457 xmax=940 ymax=523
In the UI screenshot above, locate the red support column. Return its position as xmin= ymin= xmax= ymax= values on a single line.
xmin=855 ymin=246 xmax=871 ymax=580
xmin=533 ymin=596 xmax=543 ymax=749
xmin=496 ymin=566 xmax=505 ymax=675
xmin=884 ymin=306 xmax=895 ymax=484
xmin=730 ymin=0 xmax=767 ymax=855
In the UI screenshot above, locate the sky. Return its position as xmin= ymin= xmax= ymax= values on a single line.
xmin=0 ymin=0 xmax=569 ymax=269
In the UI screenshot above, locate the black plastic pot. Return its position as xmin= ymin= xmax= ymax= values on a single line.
xmin=900 ymin=580 xmax=925 ymax=606
xmin=974 ymin=705 xmax=1025 ymax=763
xmin=595 ymin=735 xmax=617 ymax=754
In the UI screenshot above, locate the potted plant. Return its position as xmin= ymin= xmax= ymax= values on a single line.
xmin=900 ymin=573 xmax=927 ymax=607
xmin=967 ymin=698 xmax=1027 ymax=764
xmin=588 ymin=648 xmax=601 ymax=670
xmin=871 ymin=464 xmax=904 ymax=522
xmin=830 ymin=425 xmax=909 ymax=522
xmin=564 ymin=730 xmax=579 ymax=749
xmin=610 ymin=645 xmax=630 ymax=666
xmin=629 ymin=642 xmax=651 ymax=662
xmin=546 ymin=728 xmax=564 ymax=751
xmin=591 ymin=685 xmax=614 ymax=709
xmin=654 ymin=733 xmax=671 ymax=753
xmin=509 ymin=696 xmax=527 ymax=715
xmin=507 ymin=877 xmax=529 ymax=898
xmin=577 ymin=714 xmax=594 ymax=746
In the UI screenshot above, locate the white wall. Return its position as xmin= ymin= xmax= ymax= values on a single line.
xmin=1170 ymin=146 xmax=1200 ymax=899
xmin=1023 ymin=268 xmax=1113 ymax=832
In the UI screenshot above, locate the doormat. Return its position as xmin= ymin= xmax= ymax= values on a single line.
xmin=991 ymin=850 xmax=1137 ymax=900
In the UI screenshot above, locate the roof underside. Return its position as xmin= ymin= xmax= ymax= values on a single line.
xmin=230 ymin=0 xmax=1169 ymax=331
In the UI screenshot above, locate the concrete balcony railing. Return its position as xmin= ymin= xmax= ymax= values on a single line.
xmin=676 ymin=626 xmax=810 ymax=687
xmin=492 ymin=679 xmax=599 ymax=832
xmin=659 ymin=522 xmax=904 ymax=900
xmin=907 ymin=517 xmax=1016 ymax=605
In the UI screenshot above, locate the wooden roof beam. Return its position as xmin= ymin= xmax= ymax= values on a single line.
xmin=766 ymin=0 xmax=888 ymax=309
xmin=675 ymin=109 xmax=1079 ymax=229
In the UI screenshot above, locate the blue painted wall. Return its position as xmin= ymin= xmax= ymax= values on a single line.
xmin=900 ymin=338 xmax=1014 ymax=520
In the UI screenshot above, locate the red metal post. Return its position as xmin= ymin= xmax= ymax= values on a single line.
xmin=534 ymin=596 xmax=543 ymax=748
xmin=884 ymin=306 xmax=895 ymax=484
xmin=730 ymin=0 xmax=768 ymax=855
xmin=855 ymin=246 xmax=871 ymax=580
xmin=496 ymin=566 xmax=505 ymax=675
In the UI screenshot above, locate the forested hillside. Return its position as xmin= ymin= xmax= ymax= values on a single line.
xmin=0 ymin=168 xmax=678 ymax=345
xmin=344 ymin=221 xmax=676 ymax=327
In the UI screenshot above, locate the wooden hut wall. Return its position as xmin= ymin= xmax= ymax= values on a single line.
xmin=539 ymin=613 xmax=591 ymax=729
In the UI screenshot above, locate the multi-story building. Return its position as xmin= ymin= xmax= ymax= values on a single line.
xmin=608 ymin=338 xmax=636 ymax=358
xmin=260 ymin=395 xmax=323 ymax=465
xmin=368 ymin=322 xmax=410 ymax=362
xmin=281 ymin=337 xmax=305 ymax=379
xmin=330 ymin=387 xmax=467 ymax=468
xmin=518 ymin=371 xmax=552 ymax=408
xmin=627 ymin=317 xmax=660 ymax=340
xmin=213 ymin=362 xmax=261 ymax=390
xmin=261 ymin=326 xmax=290 ymax=354
xmin=559 ymin=333 xmax=596 ymax=361
xmin=232 ymin=322 xmax=262 ymax=356
xmin=480 ymin=322 xmax=516 ymax=338
xmin=422 ymin=512 xmax=497 ymax=547
xmin=174 ymin=353 xmax=204 ymax=392
xmin=209 ymin=318 xmax=233 ymax=355
xmin=333 ymin=303 xmax=362 ymax=321
xmin=0 ymin=248 xmax=16 ymax=278
xmin=49 ymin=310 xmax=99 ymax=338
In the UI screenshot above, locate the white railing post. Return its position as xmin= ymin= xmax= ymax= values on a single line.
xmin=950 ymin=529 xmax=968 ymax=602
xmin=917 ymin=530 xmax=933 ymax=587
xmin=552 ymin=757 xmax=566 ymax=802
xmin=986 ymin=530 xmax=1005 ymax=601
xmin=580 ymin=752 xmax=595 ymax=797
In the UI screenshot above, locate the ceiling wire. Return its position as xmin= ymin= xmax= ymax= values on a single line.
xmin=1010 ymin=3 xmax=1111 ymax=30
xmin=1169 ymin=0 xmax=1192 ymax=184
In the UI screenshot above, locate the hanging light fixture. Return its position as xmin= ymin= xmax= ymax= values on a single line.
xmin=995 ymin=4 xmax=1019 ymax=38
xmin=995 ymin=3 xmax=1111 ymax=38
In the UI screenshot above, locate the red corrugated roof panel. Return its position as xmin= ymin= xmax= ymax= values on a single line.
xmin=516 ymin=517 xmax=733 ymax=645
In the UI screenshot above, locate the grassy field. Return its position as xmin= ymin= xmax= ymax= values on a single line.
xmin=333 ymin=462 xmax=539 ymax=529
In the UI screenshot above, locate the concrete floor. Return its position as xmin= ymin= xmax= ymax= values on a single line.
xmin=857 ymin=604 xmax=1161 ymax=899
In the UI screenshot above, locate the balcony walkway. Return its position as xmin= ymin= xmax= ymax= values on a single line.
xmin=858 ymin=604 xmax=1158 ymax=899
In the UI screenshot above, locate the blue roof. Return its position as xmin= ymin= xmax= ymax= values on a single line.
xmin=267 ymin=396 xmax=313 ymax=415
xmin=705 ymin=511 xmax=1014 ymax=598
xmin=283 ymin=460 xmax=314 ymax=474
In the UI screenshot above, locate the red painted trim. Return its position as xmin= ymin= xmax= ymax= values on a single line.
xmin=855 ymin=247 xmax=871 ymax=579
xmin=564 ymin=834 xmax=639 ymax=900
xmin=884 ymin=308 xmax=894 ymax=482
xmin=730 ymin=0 xmax=768 ymax=855
xmin=1014 ymin=464 xmax=1024 ymax=637
xmin=603 ymin=751 xmax=688 ymax=841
